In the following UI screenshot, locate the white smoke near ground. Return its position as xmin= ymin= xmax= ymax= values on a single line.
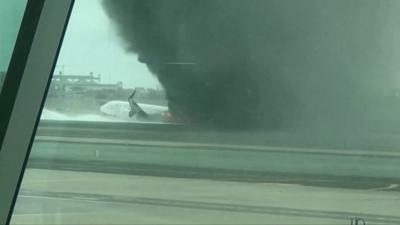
xmin=40 ymin=109 xmax=168 ymax=124
xmin=40 ymin=109 xmax=131 ymax=122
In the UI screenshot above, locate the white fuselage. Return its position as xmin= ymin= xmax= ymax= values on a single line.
xmin=100 ymin=101 xmax=168 ymax=121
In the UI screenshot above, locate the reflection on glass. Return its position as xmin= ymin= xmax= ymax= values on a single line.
xmin=11 ymin=0 xmax=400 ymax=224
xmin=0 ymin=0 xmax=27 ymax=91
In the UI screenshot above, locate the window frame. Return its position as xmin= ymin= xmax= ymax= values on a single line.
xmin=0 ymin=0 xmax=43 ymax=149
xmin=0 ymin=0 xmax=74 ymax=224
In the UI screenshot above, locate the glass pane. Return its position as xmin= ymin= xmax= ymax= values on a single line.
xmin=0 ymin=0 xmax=27 ymax=91
xmin=11 ymin=0 xmax=400 ymax=224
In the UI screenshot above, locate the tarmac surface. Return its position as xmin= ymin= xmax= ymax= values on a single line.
xmin=11 ymin=169 xmax=400 ymax=225
xmin=9 ymin=121 xmax=400 ymax=224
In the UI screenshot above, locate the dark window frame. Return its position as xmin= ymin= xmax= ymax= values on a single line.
xmin=0 ymin=1 xmax=74 ymax=224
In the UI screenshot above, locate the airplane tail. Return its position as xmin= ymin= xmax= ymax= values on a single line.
xmin=128 ymin=89 xmax=148 ymax=118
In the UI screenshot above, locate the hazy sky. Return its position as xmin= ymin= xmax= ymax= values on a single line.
xmin=56 ymin=0 xmax=160 ymax=89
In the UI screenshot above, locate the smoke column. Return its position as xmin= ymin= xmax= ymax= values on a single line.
xmin=102 ymin=0 xmax=400 ymax=132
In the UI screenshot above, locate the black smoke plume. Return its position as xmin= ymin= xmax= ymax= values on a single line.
xmin=102 ymin=0 xmax=400 ymax=132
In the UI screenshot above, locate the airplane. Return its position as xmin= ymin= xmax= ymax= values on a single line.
xmin=100 ymin=90 xmax=170 ymax=123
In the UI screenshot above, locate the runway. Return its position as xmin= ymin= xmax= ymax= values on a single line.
xmin=9 ymin=121 xmax=400 ymax=224
xmin=27 ymin=134 xmax=400 ymax=190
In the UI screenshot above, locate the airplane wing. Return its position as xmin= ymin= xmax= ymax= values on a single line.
xmin=128 ymin=90 xmax=148 ymax=118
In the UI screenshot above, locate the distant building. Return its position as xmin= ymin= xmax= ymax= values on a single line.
xmin=48 ymin=72 xmax=124 ymax=98
xmin=51 ymin=72 xmax=122 ymax=92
